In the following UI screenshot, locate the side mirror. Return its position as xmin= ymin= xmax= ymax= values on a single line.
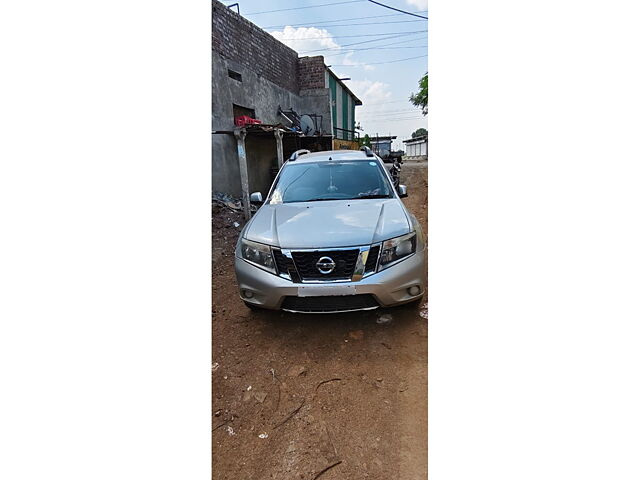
xmin=398 ymin=185 xmax=408 ymax=198
xmin=250 ymin=192 xmax=263 ymax=204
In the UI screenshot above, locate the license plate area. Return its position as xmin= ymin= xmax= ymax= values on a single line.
xmin=297 ymin=285 xmax=357 ymax=297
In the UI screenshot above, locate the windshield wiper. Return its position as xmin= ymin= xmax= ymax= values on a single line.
xmin=352 ymin=194 xmax=391 ymax=199
xmin=302 ymin=197 xmax=344 ymax=202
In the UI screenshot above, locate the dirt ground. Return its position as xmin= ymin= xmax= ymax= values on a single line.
xmin=212 ymin=161 xmax=428 ymax=480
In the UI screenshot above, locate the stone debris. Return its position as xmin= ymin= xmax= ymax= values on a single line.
xmin=348 ymin=330 xmax=364 ymax=340
xmin=376 ymin=314 xmax=393 ymax=325
xmin=287 ymin=365 xmax=308 ymax=377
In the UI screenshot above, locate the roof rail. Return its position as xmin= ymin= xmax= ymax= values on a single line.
xmin=360 ymin=146 xmax=374 ymax=157
xmin=289 ymin=149 xmax=311 ymax=161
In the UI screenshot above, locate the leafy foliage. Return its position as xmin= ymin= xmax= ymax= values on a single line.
xmin=411 ymin=128 xmax=427 ymax=138
xmin=359 ymin=134 xmax=372 ymax=147
xmin=409 ymin=73 xmax=428 ymax=115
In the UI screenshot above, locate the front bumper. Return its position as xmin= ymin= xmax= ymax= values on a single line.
xmin=234 ymin=248 xmax=426 ymax=312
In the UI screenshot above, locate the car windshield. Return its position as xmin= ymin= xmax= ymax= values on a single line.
xmin=268 ymin=160 xmax=393 ymax=204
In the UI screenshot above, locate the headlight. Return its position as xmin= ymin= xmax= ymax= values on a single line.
xmin=379 ymin=232 xmax=417 ymax=269
xmin=240 ymin=239 xmax=276 ymax=274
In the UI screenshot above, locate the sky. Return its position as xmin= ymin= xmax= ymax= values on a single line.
xmin=225 ymin=0 xmax=428 ymax=150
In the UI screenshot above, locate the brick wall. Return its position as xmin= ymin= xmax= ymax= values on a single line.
xmin=212 ymin=0 xmax=299 ymax=94
xmin=298 ymin=56 xmax=326 ymax=90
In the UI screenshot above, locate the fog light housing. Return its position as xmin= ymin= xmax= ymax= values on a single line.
xmin=243 ymin=290 xmax=254 ymax=299
xmin=408 ymin=286 xmax=421 ymax=296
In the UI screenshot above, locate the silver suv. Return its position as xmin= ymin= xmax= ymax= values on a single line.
xmin=234 ymin=148 xmax=426 ymax=313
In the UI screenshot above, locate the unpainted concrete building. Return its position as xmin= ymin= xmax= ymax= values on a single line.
xmin=212 ymin=0 xmax=362 ymax=203
xmin=403 ymin=134 xmax=428 ymax=160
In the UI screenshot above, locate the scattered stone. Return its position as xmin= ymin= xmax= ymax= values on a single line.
xmin=226 ymin=426 xmax=236 ymax=436
xmin=287 ymin=365 xmax=308 ymax=377
xmin=419 ymin=304 xmax=428 ymax=319
xmin=258 ymin=433 xmax=268 ymax=439
xmin=348 ymin=330 xmax=364 ymax=340
xmin=376 ymin=314 xmax=393 ymax=325
xmin=211 ymin=362 xmax=220 ymax=372
xmin=376 ymin=378 xmax=383 ymax=382
xmin=214 ymin=409 xmax=222 ymax=417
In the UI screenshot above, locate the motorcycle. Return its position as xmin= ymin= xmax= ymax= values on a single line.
xmin=389 ymin=155 xmax=403 ymax=191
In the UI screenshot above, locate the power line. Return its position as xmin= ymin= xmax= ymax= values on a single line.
xmin=262 ymin=11 xmax=429 ymax=28
xmin=298 ymin=32 xmax=426 ymax=54
xmin=288 ymin=19 xmax=426 ymax=28
xmin=365 ymin=99 xmax=413 ymax=105
xmin=327 ymin=46 xmax=426 ymax=55
xmin=360 ymin=117 xmax=425 ymax=122
xmin=322 ymin=38 xmax=427 ymax=56
xmin=359 ymin=109 xmax=422 ymax=116
xmin=266 ymin=19 xmax=425 ymax=29
xmin=244 ymin=0 xmax=366 ymax=15
xmin=279 ymin=29 xmax=426 ymax=41
xmin=331 ymin=54 xmax=427 ymax=66
xmin=367 ymin=0 xmax=428 ymax=19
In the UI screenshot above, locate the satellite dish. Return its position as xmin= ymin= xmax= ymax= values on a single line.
xmin=299 ymin=115 xmax=316 ymax=136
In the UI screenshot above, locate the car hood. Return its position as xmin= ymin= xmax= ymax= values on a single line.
xmin=244 ymin=199 xmax=411 ymax=248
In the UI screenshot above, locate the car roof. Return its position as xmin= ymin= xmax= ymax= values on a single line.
xmin=289 ymin=150 xmax=379 ymax=164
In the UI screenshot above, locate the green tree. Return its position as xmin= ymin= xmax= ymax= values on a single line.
xmin=412 ymin=128 xmax=427 ymax=138
xmin=409 ymin=73 xmax=428 ymax=115
xmin=359 ymin=134 xmax=371 ymax=147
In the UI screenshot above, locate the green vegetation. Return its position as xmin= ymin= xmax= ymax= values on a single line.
xmin=409 ymin=73 xmax=428 ymax=115
xmin=411 ymin=128 xmax=427 ymax=138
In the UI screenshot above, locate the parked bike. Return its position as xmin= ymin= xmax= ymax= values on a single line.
xmin=389 ymin=155 xmax=403 ymax=191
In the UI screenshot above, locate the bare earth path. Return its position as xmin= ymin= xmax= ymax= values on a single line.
xmin=212 ymin=161 xmax=428 ymax=480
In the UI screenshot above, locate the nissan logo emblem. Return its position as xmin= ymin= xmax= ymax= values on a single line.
xmin=316 ymin=256 xmax=336 ymax=274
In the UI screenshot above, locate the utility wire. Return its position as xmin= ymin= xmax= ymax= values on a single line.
xmin=360 ymin=116 xmax=425 ymax=122
xmin=262 ymin=11 xmax=428 ymax=28
xmin=331 ymin=54 xmax=427 ymax=66
xmin=286 ymin=19 xmax=426 ymax=28
xmin=321 ymin=38 xmax=427 ymax=56
xmin=298 ymin=32 xmax=426 ymax=54
xmin=367 ymin=0 xmax=428 ymax=19
xmin=278 ymin=29 xmax=426 ymax=41
xmin=359 ymin=113 xmax=423 ymax=119
xmin=266 ymin=19 xmax=425 ymax=29
xmin=359 ymin=109 xmax=423 ymax=116
xmin=326 ymin=46 xmax=426 ymax=55
xmin=366 ymin=99 xmax=418 ymax=106
xmin=244 ymin=0 xmax=365 ymax=15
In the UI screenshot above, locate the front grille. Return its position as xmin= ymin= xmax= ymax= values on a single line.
xmin=292 ymin=249 xmax=359 ymax=280
xmin=365 ymin=245 xmax=380 ymax=273
xmin=281 ymin=294 xmax=379 ymax=313
xmin=273 ymin=249 xmax=301 ymax=282
xmin=273 ymin=249 xmax=293 ymax=274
